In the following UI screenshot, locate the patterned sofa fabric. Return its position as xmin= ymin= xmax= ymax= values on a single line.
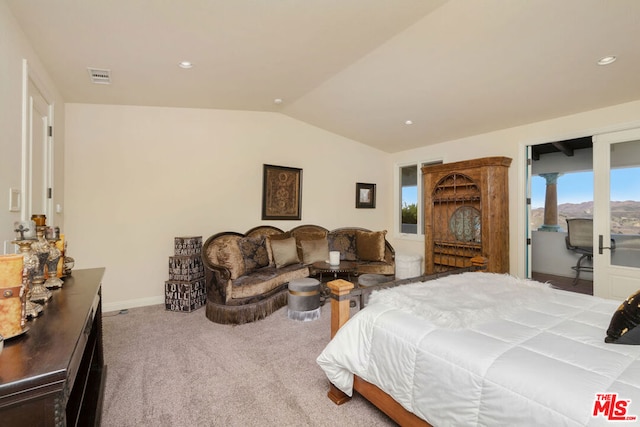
xmin=201 ymin=224 xmax=395 ymax=324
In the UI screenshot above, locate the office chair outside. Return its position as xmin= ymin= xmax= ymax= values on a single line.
xmin=565 ymin=218 xmax=594 ymax=285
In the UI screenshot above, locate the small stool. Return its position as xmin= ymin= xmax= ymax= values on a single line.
xmin=358 ymin=274 xmax=392 ymax=308
xmin=287 ymin=278 xmax=321 ymax=321
xmin=395 ymin=253 xmax=423 ymax=279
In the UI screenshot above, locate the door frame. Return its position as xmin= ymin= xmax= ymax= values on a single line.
xmin=592 ymin=127 xmax=640 ymax=299
xmin=21 ymin=59 xmax=55 ymax=224
xmin=519 ymin=121 xmax=640 ymax=285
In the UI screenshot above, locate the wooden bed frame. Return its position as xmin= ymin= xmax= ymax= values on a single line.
xmin=324 ymin=257 xmax=488 ymax=427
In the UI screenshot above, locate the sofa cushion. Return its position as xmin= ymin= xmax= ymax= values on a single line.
xmin=300 ymin=238 xmax=330 ymax=264
xmin=356 ymin=261 xmax=395 ymax=276
xmin=231 ymin=263 xmax=309 ymax=300
xmin=270 ymin=237 xmax=300 ymax=268
xmin=238 ymin=235 xmax=269 ymax=273
xmin=356 ymin=230 xmax=387 ymax=262
xmin=328 ymin=230 xmax=357 ymax=261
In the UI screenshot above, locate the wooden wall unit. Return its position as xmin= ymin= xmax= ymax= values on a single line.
xmin=422 ymin=157 xmax=511 ymax=274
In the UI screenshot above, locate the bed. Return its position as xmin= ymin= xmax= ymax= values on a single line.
xmin=316 ymin=270 xmax=640 ymax=426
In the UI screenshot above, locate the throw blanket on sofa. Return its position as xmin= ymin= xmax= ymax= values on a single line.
xmin=317 ymin=272 xmax=640 ymax=426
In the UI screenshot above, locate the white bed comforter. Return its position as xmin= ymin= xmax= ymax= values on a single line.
xmin=316 ymin=273 xmax=640 ymax=426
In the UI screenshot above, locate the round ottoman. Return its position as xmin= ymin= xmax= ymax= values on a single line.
xmin=358 ymin=274 xmax=392 ymax=308
xmin=395 ymin=253 xmax=423 ymax=279
xmin=287 ymin=278 xmax=321 ymax=321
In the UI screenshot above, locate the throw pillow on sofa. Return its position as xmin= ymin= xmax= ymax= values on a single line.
xmin=265 ymin=232 xmax=291 ymax=266
xmin=293 ymin=229 xmax=328 ymax=260
xmin=356 ymin=230 xmax=387 ymax=262
xmin=270 ymin=237 xmax=300 ymax=268
xmin=238 ymin=235 xmax=269 ymax=274
xmin=328 ymin=231 xmax=357 ymax=261
xmin=300 ymin=238 xmax=330 ymax=264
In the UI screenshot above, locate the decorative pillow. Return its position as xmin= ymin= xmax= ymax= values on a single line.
xmin=300 ymin=238 xmax=330 ymax=265
xmin=265 ymin=232 xmax=291 ymax=266
xmin=605 ymin=289 xmax=640 ymax=344
xmin=355 ymin=230 xmax=387 ymax=262
xmin=293 ymin=230 xmax=328 ymax=260
xmin=270 ymin=237 xmax=300 ymax=268
xmin=238 ymin=235 xmax=269 ymax=274
xmin=213 ymin=238 xmax=245 ymax=280
xmin=328 ymin=231 xmax=357 ymax=261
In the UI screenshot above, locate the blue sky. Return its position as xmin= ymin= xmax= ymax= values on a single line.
xmin=532 ymin=168 xmax=639 ymax=208
xmin=402 ymin=168 xmax=639 ymax=208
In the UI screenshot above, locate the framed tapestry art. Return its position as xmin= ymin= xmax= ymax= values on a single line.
xmin=262 ymin=164 xmax=302 ymax=220
xmin=356 ymin=182 xmax=376 ymax=209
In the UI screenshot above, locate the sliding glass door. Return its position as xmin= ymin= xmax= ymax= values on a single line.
xmin=593 ymin=128 xmax=640 ymax=299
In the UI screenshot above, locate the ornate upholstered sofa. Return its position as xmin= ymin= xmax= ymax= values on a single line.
xmin=201 ymin=224 xmax=395 ymax=324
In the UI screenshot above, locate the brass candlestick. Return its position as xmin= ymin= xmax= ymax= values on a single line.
xmin=12 ymin=240 xmax=43 ymax=318
xmin=44 ymin=238 xmax=63 ymax=289
xmin=29 ymin=226 xmax=52 ymax=303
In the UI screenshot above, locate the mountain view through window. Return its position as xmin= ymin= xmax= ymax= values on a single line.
xmin=531 ymin=168 xmax=640 ymax=234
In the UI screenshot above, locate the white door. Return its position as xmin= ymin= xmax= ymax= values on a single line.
xmin=525 ymin=145 xmax=533 ymax=278
xmin=593 ymin=128 xmax=640 ymax=300
xmin=25 ymin=78 xmax=52 ymax=221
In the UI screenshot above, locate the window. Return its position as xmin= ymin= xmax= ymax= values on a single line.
xmin=399 ymin=161 xmax=442 ymax=236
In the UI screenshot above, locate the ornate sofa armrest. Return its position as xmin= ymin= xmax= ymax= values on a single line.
xmin=202 ymin=256 xmax=232 ymax=304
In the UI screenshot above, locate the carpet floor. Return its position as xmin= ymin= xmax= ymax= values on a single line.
xmin=101 ymin=303 xmax=395 ymax=426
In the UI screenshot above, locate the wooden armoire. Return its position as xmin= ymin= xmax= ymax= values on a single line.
xmin=422 ymin=156 xmax=512 ymax=274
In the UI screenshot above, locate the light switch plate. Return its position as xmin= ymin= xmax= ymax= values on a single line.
xmin=9 ymin=188 xmax=20 ymax=212
xmin=4 ymin=240 xmax=17 ymax=254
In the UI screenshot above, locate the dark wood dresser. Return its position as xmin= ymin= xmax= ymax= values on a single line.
xmin=0 ymin=268 xmax=106 ymax=426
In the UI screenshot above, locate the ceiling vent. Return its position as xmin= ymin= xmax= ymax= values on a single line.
xmin=87 ymin=67 xmax=111 ymax=84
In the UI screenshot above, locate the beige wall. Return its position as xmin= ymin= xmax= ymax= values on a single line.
xmin=64 ymin=104 xmax=391 ymax=311
xmin=388 ymin=100 xmax=640 ymax=278
xmin=6 ymin=0 xmax=640 ymax=312
xmin=0 ymin=2 xmax=65 ymax=246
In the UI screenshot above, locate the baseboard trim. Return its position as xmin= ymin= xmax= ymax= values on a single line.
xmin=103 ymin=295 xmax=164 ymax=314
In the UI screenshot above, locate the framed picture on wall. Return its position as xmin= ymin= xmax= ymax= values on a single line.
xmin=262 ymin=164 xmax=302 ymax=220
xmin=356 ymin=182 xmax=376 ymax=209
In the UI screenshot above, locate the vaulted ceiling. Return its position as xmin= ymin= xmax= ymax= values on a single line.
xmin=7 ymin=0 xmax=640 ymax=153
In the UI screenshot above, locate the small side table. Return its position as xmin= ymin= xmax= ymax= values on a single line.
xmin=312 ymin=261 xmax=357 ymax=306
xmin=312 ymin=261 xmax=356 ymax=282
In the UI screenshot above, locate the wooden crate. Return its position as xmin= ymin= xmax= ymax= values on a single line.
xmin=165 ymin=279 xmax=206 ymax=312
xmin=168 ymin=255 xmax=204 ymax=281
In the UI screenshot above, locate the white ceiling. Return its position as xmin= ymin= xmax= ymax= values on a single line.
xmin=7 ymin=0 xmax=640 ymax=153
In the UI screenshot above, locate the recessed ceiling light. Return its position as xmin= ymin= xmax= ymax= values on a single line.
xmin=273 ymin=98 xmax=283 ymax=104
xmin=405 ymin=120 xmax=414 ymax=125
xmin=597 ymin=56 xmax=617 ymax=66
xmin=178 ymin=61 xmax=193 ymax=69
